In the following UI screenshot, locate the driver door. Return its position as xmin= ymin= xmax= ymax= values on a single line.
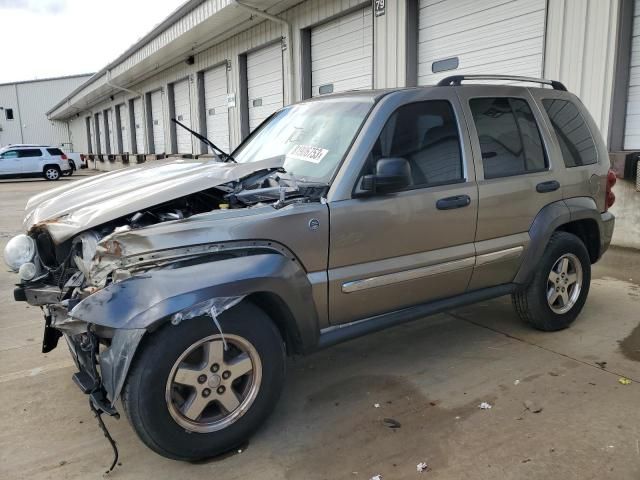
xmin=327 ymin=96 xmax=478 ymax=325
xmin=0 ymin=150 xmax=20 ymax=175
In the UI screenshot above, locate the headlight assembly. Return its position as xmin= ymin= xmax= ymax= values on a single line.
xmin=3 ymin=234 xmax=36 ymax=271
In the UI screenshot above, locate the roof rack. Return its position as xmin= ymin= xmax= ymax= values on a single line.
xmin=437 ymin=74 xmax=567 ymax=91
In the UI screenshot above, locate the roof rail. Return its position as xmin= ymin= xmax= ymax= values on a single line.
xmin=437 ymin=74 xmax=567 ymax=91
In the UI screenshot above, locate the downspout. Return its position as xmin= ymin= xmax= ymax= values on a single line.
xmin=106 ymin=69 xmax=148 ymax=153
xmin=234 ymin=1 xmax=295 ymax=104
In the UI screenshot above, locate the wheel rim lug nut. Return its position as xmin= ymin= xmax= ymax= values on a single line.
xmin=197 ymin=374 xmax=207 ymax=384
xmin=202 ymin=388 xmax=211 ymax=397
xmin=217 ymin=386 xmax=225 ymax=394
xmin=211 ymin=363 xmax=219 ymax=373
xmin=222 ymin=371 xmax=231 ymax=380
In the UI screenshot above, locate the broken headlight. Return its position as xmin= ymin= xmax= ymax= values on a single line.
xmin=3 ymin=234 xmax=36 ymax=271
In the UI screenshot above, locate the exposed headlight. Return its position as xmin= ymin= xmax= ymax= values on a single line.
xmin=4 ymin=234 xmax=35 ymax=271
xmin=18 ymin=262 xmax=37 ymax=281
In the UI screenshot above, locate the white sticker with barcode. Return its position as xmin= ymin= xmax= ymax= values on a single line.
xmin=287 ymin=144 xmax=328 ymax=163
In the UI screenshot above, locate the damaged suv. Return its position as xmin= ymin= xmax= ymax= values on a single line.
xmin=6 ymin=75 xmax=615 ymax=461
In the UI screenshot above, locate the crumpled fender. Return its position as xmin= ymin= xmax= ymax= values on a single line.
xmin=70 ymin=253 xmax=319 ymax=348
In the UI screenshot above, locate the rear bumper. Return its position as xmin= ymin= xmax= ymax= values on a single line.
xmin=599 ymin=211 xmax=615 ymax=258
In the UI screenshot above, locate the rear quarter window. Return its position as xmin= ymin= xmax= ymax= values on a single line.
xmin=46 ymin=148 xmax=64 ymax=156
xmin=542 ymin=99 xmax=597 ymax=167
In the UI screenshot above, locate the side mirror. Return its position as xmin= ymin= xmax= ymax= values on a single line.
xmin=361 ymin=157 xmax=411 ymax=194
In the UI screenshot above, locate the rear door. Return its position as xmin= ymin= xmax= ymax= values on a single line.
xmin=18 ymin=148 xmax=44 ymax=173
xmin=328 ymin=91 xmax=478 ymax=325
xmin=457 ymin=86 xmax=561 ymax=290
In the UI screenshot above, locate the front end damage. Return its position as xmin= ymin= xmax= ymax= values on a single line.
xmin=8 ymin=158 xmax=323 ymax=419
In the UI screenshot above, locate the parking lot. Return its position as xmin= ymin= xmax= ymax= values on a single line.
xmin=0 ymin=172 xmax=639 ymax=480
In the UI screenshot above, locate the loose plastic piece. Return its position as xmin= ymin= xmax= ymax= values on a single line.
xmin=370 ymin=475 xmax=382 ymax=480
xmin=514 ymin=379 xmax=520 ymax=385
xmin=619 ymin=377 xmax=632 ymax=385
xmin=373 ymin=403 xmax=380 ymax=408
xmin=523 ymin=400 xmax=543 ymax=413
xmin=383 ymin=418 xmax=401 ymax=429
xmin=478 ymin=402 xmax=492 ymax=410
xmin=417 ymin=462 xmax=429 ymax=473
xmin=100 ymin=328 xmax=146 ymax=405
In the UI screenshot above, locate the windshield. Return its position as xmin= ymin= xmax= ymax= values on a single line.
xmin=232 ymin=97 xmax=374 ymax=183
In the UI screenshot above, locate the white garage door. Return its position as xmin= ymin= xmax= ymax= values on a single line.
xmin=97 ymin=112 xmax=106 ymax=154
xmin=311 ymin=7 xmax=373 ymax=97
xmin=247 ymin=42 xmax=284 ymax=132
xmin=133 ymin=97 xmax=145 ymax=154
xmin=624 ymin=0 xmax=640 ymax=149
xmin=203 ymin=65 xmax=230 ymax=153
xmin=417 ymin=0 xmax=546 ymax=86
xmin=173 ymin=79 xmax=192 ymax=154
xmin=150 ymin=90 xmax=165 ymax=154
xmin=116 ymin=104 xmax=129 ymax=153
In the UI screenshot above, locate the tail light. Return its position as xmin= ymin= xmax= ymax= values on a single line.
xmin=80 ymin=154 xmax=85 ymax=161
xmin=60 ymin=153 xmax=68 ymax=160
xmin=605 ymin=169 xmax=616 ymax=211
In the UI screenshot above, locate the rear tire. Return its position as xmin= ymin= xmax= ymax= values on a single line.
xmin=43 ymin=166 xmax=60 ymax=181
xmin=512 ymin=231 xmax=591 ymax=331
xmin=122 ymin=302 xmax=286 ymax=461
xmin=65 ymin=161 xmax=75 ymax=175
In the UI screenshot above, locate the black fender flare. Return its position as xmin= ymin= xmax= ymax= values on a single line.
xmin=514 ymin=197 xmax=607 ymax=285
xmin=71 ymin=253 xmax=320 ymax=349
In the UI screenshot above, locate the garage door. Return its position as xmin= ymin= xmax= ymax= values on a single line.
xmin=247 ymin=42 xmax=284 ymax=132
xmin=133 ymin=97 xmax=145 ymax=154
xmin=624 ymin=0 xmax=640 ymax=149
xmin=173 ymin=79 xmax=192 ymax=153
xmin=417 ymin=0 xmax=546 ymax=86
xmin=203 ymin=65 xmax=230 ymax=153
xmin=97 ymin=112 xmax=106 ymax=154
xmin=116 ymin=104 xmax=129 ymax=153
xmin=150 ymin=90 xmax=165 ymax=154
xmin=311 ymin=7 xmax=373 ymax=97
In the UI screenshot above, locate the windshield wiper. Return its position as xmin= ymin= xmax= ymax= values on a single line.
xmin=171 ymin=118 xmax=236 ymax=162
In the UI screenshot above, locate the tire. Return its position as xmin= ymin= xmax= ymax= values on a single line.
xmin=65 ymin=161 xmax=75 ymax=176
xmin=121 ymin=302 xmax=286 ymax=461
xmin=43 ymin=166 xmax=60 ymax=181
xmin=512 ymin=231 xmax=591 ymax=331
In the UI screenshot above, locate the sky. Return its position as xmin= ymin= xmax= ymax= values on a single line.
xmin=0 ymin=0 xmax=187 ymax=83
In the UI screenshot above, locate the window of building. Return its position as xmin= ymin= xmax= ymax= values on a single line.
xmin=542 ymin=99 xmax=597 ymax=167
xmin=17 ymin=149 xmax=43 ymax=158
xmin=469 ymin=97 xmax=547 ymax=179
xmin=369 ymin=100 xmax=463 ymax=188
xmin=5 ymin=108 xmax=14 ymax=120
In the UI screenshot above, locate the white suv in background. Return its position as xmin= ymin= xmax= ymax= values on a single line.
xmin=0 ymin=145 xmax=72 ymax=181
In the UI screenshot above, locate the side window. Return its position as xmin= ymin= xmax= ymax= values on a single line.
xmin=542 ymin=99 xmax=597 ymax=167
xmin=0 ymin=150 xmax=18 ymax=159
xmin=18 ymin=149 xmax=43 ymax=158
xmin=469 ymin=97 xmax=547 ymax=179
xmin=371 ymin=100 xmax=463 ymax=187
xmin=46 ymin=148 xmax=64 ymax=156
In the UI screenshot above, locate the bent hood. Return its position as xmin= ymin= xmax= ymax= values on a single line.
xmin=24 ymin=156 xmax=284 ymax=243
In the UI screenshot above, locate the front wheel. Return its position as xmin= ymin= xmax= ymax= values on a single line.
xmin=512 ymin=231 xmax=591 ymax=331
xmin=121 ymin=302 xmax=286 ymax=460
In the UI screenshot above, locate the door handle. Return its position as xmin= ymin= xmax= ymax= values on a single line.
xmin=436 ymin=194 xmax=471 ymax=210
xmin=536 ymin=180 xmax=560 ymax=193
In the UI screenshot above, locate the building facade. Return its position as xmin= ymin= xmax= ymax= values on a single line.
xmin=46 ymin=0 xmax=639 ymax=246
xmin=0 ymin=74 xmax=92 ymax=149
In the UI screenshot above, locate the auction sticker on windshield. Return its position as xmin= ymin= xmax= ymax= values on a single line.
xmin=287 ymin=144 xmax=328 ymax=163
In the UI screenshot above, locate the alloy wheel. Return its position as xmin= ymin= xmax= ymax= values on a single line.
xmin=547 ymin=253 xmax=583 ymax=314
xmin=165 ymin=334 xmax=262 ymax=433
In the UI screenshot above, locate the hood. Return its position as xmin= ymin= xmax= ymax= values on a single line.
xmin=24 ymin=156 xmax=285 ymax=243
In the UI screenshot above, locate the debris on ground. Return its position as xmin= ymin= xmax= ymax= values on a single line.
xmin=595 ymin=361 xmax=607 ymax=369
xmin=417 ymin=462 xmax=429 ymax=473
xmin=618 ymin=377 xmax=632 ymax=385
xmin=373 ymin=403 xmax=380 ymax=408
xmin=524 ymin=400 xmax=543 ymax=413
xmin=479 ymin=402 xmax=492 ymax=410
xmin=382 ymin=418 xmax=401 ymax=429
xmin=370 ymin=475 xmax=382 ymax=480
xmin=514 ymin=379 xmax=520 ymax=385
